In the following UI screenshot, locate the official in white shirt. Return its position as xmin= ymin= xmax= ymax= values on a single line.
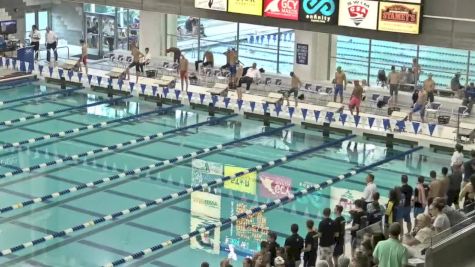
xmin=139 ymin=47 xmax=151 ymax=73
xmin=363 ymin=174 xmax=378 ymax=204
xmin=29 ymin=25 xmax=41 ymax=60
xmin=45 ymin=27 xmax=58 ymax=62
xmin=238 ymin=63 xmax=261 ymax=91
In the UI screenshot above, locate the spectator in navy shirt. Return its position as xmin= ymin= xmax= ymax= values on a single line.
xmin=303 ymin=220 xmax=318 ymax=267
xmin=318 ymin=208 xmax=335 ymax=267
xmin=332 ymin=205 xmax=346 ymax=267
xmin=285 ymin=223 xmax=304 ymax=267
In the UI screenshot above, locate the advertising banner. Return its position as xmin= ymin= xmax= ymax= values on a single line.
xmin=378 ymin=2 xmax=421 ymax=34
xmin=264 ymin=0 xmax=300 ymax=20
xmin=259 ymin=172 xmax=292 ymax=198
xmin=228 ymin=0 xmax=263 ymax=16
xmin=299 ymin=0 xmax=338 ymax=24
xmin=382 ymin=0 xmax=421 ymax=3
xmin=194 ymin=0 xmax=227 ymax=11
xmin=338 ymin=0 xmax=379 ymax=30
xmin=296 ymin=43 xmax=308 ymax=65
xmin=224 ymin=165 xmax=257 ymax=195
xmin=190 ymin=191 xmax=222 ymax=254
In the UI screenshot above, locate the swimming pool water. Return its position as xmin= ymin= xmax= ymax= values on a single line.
xmin=0 ymin=82 xmax=454 ymax=266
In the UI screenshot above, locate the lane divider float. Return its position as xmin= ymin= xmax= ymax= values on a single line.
xmin=0 ymin=87 xmax=83 ymax=106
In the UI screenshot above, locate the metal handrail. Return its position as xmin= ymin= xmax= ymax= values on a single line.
xmin=37 ymin=45 xmax=70 ymax=59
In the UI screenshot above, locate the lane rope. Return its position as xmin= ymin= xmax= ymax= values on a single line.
xmin=0 ymin=124 xmax=294 ymax=213
xmin=103 ymin=146 xmax=422 ymax=266
xmin=0 ymin=95 xmax=132 ymax=127
xmin=0 ymin=134 xmax=355 ymax=256
xmin=0 ymin=87 xmax=83 ymax=106
xmin=0 ymin=105 xmax=181 ymax=151
xmin=0 ymin=114 xmax=236 ymax=180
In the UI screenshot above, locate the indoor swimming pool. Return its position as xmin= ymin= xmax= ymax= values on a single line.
xmin=0 ymin=82 xmax=454 ymax=266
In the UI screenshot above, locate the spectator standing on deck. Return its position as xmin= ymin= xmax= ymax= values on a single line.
xmin=286 ymin=72 xmax=302 ymax=107
xmin=413 ymin=175 xmax=429 ymax=217
xmin=333 ymin=67 xmax=347 ymax=103
xmin=318 ymin=208 xmax=335 ymax=267
xmin=388 ymin=66 xmax=400 ymax=106
xmin=349 ymin=80 xmax=364 ymax=116
xmin=451 ymin=73 xmax=464 ymax=99
xmin=459 ymin=174 xmax=475 ymax=212
xmin=267 ymin=231 xmax=280 ymax=266
xmin=412 ymin=58 xmax=421 ymax=83
xmin=139 ymin=47 xmax=152 ymax=74
xmin=166 ymin=47 xmax=181 ymax=63
xmin=448 ymin=166 xmax=463 ymax=210
xmin=332 ymin=205 xmax=346 ymax=267
xmin=238 ymin=63 xmax=261 ymax=91
xmin=398 ymin=175 xmax=413 ymax=236
xmin=451 ymin=144 xmax=464 ymax=171
xmin=179 ymin=54 xmax=189 ymax=92
xmin=464 ymin=150 xmax=475 ymax=185
xmin=29 ymin=25 xmax=41 ymax=61
xmin=303 ymin=220 xmax=318 ymax=267
xmin=367 ymin=192 xmax=384 ymax=225
xmin=285 ymin=224 xmax=304 ymax=267
xmin=423 ymin=73 xmax=436 ymax=103
xmin=363 ymin=174 xmax=377 ymax=206
xmin=373 ymin=223 xmax=408 ymax=267
xmin=350 ymin=199 xmax=366 ymax=258
xmin=429 ymin=170 xmax=444 ymax=199
xmin=45 ymin=27 xmax=58 ymax=63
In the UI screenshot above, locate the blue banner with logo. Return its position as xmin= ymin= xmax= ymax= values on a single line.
xmin=17 ymin=46 xmax=34 ymax=72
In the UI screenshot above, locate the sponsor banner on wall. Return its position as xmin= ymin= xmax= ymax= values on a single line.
xmin=195 ymin=0 xmax=228 ymax=11
xmin=224 ymin=165 xmax=257 ymax=195
xmin=259 ymin=172 xmax=292 ymax=198
xmin=338 ymin=0 xmax=379 ymax=30
xmin=299 ymin=0 xmax=338 ymax=24
xmin=378 ymin=2 xmax=421 ymax=34
xmin=228 ymin=0 xmax=263 ymax=16
xmin=264 ymin=0 xmax=300 ymax=20
xmin=190 ymin=191 xmax=222 ymax=254
xmin=383 ymin=0 xmax=421 ymax=3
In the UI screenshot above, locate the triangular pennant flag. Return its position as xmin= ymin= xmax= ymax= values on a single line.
xmin=108 ymin=77 xmax=113 ymax=87
xmin=237 ymin=99 xmax=243 ymax=110
xmin=12 ymin=59 xmax=16 ymax=69
xmin=212 ymin=95 xmax=218 ymax=105
xmin=314 ymin=110 xmax=320 ymax=122
xmin=152 ymin=85 xmax=158 ymax=96
xmin=68 ymin=70 xmax=73 ymax=81
xmin=250 ymin=101 xmax=256 ymax=112
xmin=301 ymin=108 xmax=308 ymax=120
xmin=262 ymin=103 xmax=269 ymax=113
xmin=396 ymin=120 xmax=406 ymax=132
xmin=174 ymin=89 xmax=181 ymax=100
xmin=428 ymin=123 xmax=436 ymax=136
xmin=77 ymin=72 xmax=82 ymax=82
xmin=58 ymin=68 xmax=64 ymax=78
xmin=187 ymin=91 xmax=193 ymax=102
xmin=224 ymin=97 xmax=230 ymax=108
xmin=129 ymin=82 xmax=135 ymax=92
xmin=38 ymin=64 xmax=43 ymax=75
xmin=97 ymin=76 xmax=102 ymax=86
xmin=340 ymin=113 xmax=347 ymax=125
xmin=288 ymin=107 xmax=295 ymax=118
xmin=199 ymin=94 xmax=205 ymax=104
xmin=87 ymin=74 xmax=93 ymax=84
xmin=5 ymin=58 xmax=9 ymax=68
xmin=368 ymin=117 xmax=375 ymax=129
xmin=49 ymin=66 xmax=54 ymax=77
xmin=118 ymin=79 xmax=124 ymax=90
xmin=326 ymin=111 xmax=334 ymax=123
xmin=383 ymin=118 xmax=391 ymax=131
xmin=275 ymin=104 xmax=282 ymax=116
xmin=0 ymin=57 xmax=3 ymax=67
xmin=140 ymin=84 xmax=146 ymax=94
xmin=354 ymin=115 xmax=361 ymax=127
xmin=412 ymin=121 xmax=420 ymax=134
xmin=163 ymin=87 xmax=169 ymax=98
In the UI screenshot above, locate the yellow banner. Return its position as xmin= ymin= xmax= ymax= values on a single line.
xmin=224 ymin=165 xmax=257 ymax=195
xmin=378 ymin=2 xmax=421 ymax=34
xmin=228 ymin=0 xmax=263 ymax=16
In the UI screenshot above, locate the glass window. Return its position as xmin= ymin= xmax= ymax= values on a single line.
xmin=278 ymin=28 xmax=294 ymax=75
xmin=370 ymin=40 xmax=417 ymax=86
xmin=335 ymin=35 xmax=369 ymax=83
xmin=238 ymin=23 xmax=278 ymax=73
xmin=419 ymin=46 xmax=468 ymax=88
xmin=84 ymin=4 xmax=116 ymax=15
xmin=38 ymin=11 xmax=48 ymax=30
xmin=469 ymin=51 xmax=475 ymax=84
xmin=25 ymin=12 xmax=35 ymax=40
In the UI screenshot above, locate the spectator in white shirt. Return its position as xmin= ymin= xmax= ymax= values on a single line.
xmin=363 ymin=174 xmax=378 ymax=204
xmin=45 ymin=27 xmax=58 ymax=62
xmin=29 ymin=25 xmax=41 ymax=60
xmin=238 ymin=63 xmax=261 ymax=91
xmin=451 ymin=144 xmax=464 ymax=171
xmin=430 ymin=201 xmax=451 ymax=233
xmin=139 ymin=47 xmax=151 ymax=73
